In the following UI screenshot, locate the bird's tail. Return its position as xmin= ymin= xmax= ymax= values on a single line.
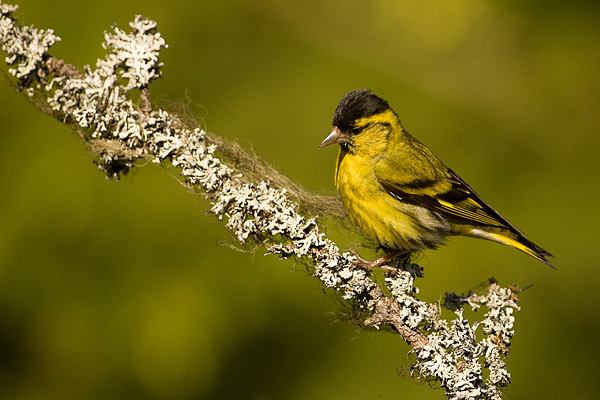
xmin=469 ymin=228 xmax=555 ymax=269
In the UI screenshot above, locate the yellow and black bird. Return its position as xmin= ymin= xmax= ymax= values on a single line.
xmin=320 ymin=89 xmax=554 ymax=269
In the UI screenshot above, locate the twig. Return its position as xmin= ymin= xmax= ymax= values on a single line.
xmin=0 ymin=3 xmax=522 ymax=398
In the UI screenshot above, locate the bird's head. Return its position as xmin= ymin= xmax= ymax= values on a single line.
xmin=319 ymin=89 xmax=400 ymax=153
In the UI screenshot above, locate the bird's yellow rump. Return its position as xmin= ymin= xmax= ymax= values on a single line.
xmin=320 ymin=89 xmax=554 ymax=269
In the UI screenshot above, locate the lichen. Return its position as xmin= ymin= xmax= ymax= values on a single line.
xmin=0 ymin=3 xmax=522 ymax=397
xmin=0 ymin=3 xmax=59 ymax=88
xmin=411 ymin=282 xmax=520 ymax=399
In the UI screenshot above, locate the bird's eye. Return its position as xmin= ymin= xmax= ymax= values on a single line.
xmin=351 ymin=127 xmax=361 ymax=135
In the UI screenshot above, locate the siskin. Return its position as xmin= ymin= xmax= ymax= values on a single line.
xmin=320 ymin=89 xmax=554 ymax=269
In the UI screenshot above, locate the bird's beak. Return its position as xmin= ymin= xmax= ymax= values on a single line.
xmin=319 ymin=127 xmax=347 ymax=149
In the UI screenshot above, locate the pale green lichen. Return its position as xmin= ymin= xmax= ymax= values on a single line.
xmin=0 ymin=3 xmax=59 ymax=87
xmin=0 ymin=3 xmax=522 ymax=398
xmin=411 ymin=282 xmax=519 ymax=399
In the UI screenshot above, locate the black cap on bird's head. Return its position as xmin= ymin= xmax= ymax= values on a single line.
xmin=320 ymin=89 xmax=392 ymax=149
xmin=332 ymin=89 xmax=391 ymax=132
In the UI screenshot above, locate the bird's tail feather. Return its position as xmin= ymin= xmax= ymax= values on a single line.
xmin=469 ymin=228 xmax=555 ymax=269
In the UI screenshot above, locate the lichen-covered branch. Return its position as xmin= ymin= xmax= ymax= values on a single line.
xmin=0 ymin=3 xmax=523 ymax=398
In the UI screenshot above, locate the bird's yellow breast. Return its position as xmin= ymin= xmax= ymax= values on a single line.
xmin=334 ymin=120 xmax=450 ymax=251
xmin=335 ymin=149 xmax=443 ymax=251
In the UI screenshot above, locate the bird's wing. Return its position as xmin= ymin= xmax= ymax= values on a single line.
xmin=374 ymin=135 xmax=522 ymax=234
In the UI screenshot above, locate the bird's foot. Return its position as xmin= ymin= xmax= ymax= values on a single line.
xmin=350 ymin=250 xmax=406 ymax=274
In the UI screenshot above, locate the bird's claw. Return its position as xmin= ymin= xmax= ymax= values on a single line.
xmin=350 ymin=250 xmax=403 ymax=274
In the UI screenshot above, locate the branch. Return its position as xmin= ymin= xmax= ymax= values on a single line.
xmin=0 ymin=3 xmax=522 ymax=398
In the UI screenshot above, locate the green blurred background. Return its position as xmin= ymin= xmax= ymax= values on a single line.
xmin=1 ymin=0 xmax=598 ymax=398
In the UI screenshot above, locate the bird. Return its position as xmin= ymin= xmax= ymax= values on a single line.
xmin=319 ymin=89 xmax=554 ymax=270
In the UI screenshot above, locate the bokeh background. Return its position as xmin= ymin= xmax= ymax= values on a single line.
xmin=1 ymin=0 xmax=598 ymax=399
